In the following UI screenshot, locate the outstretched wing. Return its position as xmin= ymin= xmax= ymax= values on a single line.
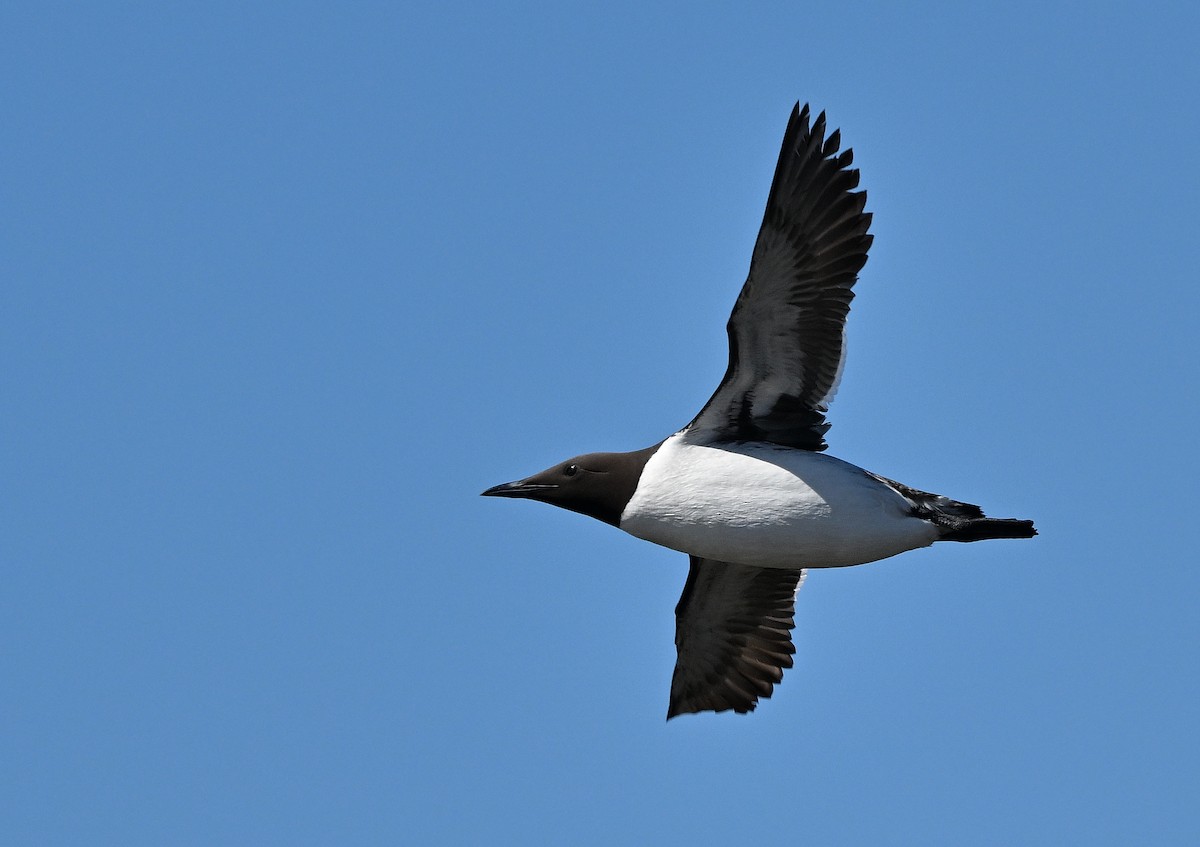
xmin=685 ymin=103 xmax=872 ymax=451
xmin=668 ymin=557 xmax=807 ymax=718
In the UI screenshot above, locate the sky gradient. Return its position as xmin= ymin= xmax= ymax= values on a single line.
xmin=4 ymin=2 xmax=1199 ymax=844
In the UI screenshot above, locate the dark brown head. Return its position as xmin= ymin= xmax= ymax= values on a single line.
xmin=481 ymin=445 xmax=658 ymax=526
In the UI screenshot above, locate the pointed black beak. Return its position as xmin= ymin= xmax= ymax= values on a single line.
xmin=481 ymin=480 xmax=558 ymax=499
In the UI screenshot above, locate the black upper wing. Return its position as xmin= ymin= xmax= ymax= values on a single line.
xmin=668 ymin=557 xmax=806 ymax=718
xmin=685 ymin=103 xmax=872 ymax=451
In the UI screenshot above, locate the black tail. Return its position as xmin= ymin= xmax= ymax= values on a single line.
xmin=866 ymin=471 xmax=1037 ymax=543
xmin=938 ymin=518 xmax=1038 ymax=542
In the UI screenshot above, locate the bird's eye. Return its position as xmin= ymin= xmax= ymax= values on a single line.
xmin=563 ymin=464 xmax=579 ymax=477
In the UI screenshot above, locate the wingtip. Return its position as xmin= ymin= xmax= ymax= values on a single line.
xmin=812 ymin=109 xmax=827 ymax=140
xmin=823 ymin=128 xmax=841 ymax=157
xmin=786 ymin=102 xmax=811 ymax=139
xmin=666 ymin=697 xmax=763 ymax=720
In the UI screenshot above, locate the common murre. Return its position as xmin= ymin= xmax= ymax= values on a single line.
xmin=483 ymin=104 xmax=1036 ymax=719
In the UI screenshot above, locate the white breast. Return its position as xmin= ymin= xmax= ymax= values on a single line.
xmin=619 ymin=433 xmax=938 ymax=568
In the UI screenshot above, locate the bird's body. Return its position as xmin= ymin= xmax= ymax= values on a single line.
xmin=619 ymin=432 xmax=938 ymax=569
xmin=483 ymin=104 xmax=1036 ymax=718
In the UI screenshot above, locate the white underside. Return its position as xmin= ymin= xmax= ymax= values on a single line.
xmin=619 ymin=432 xmax=938 ymax=568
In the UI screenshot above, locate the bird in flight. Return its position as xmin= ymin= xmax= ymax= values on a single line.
xmin=483 ymin=104 xmax=1036 ymax=719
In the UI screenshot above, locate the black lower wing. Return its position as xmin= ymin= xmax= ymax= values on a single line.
xmin=668 ymin=557 xmax=806 ymax=718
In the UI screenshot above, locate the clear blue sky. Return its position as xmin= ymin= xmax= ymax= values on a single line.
xmin=4 ymin=2 xmax=1198 ymax=844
